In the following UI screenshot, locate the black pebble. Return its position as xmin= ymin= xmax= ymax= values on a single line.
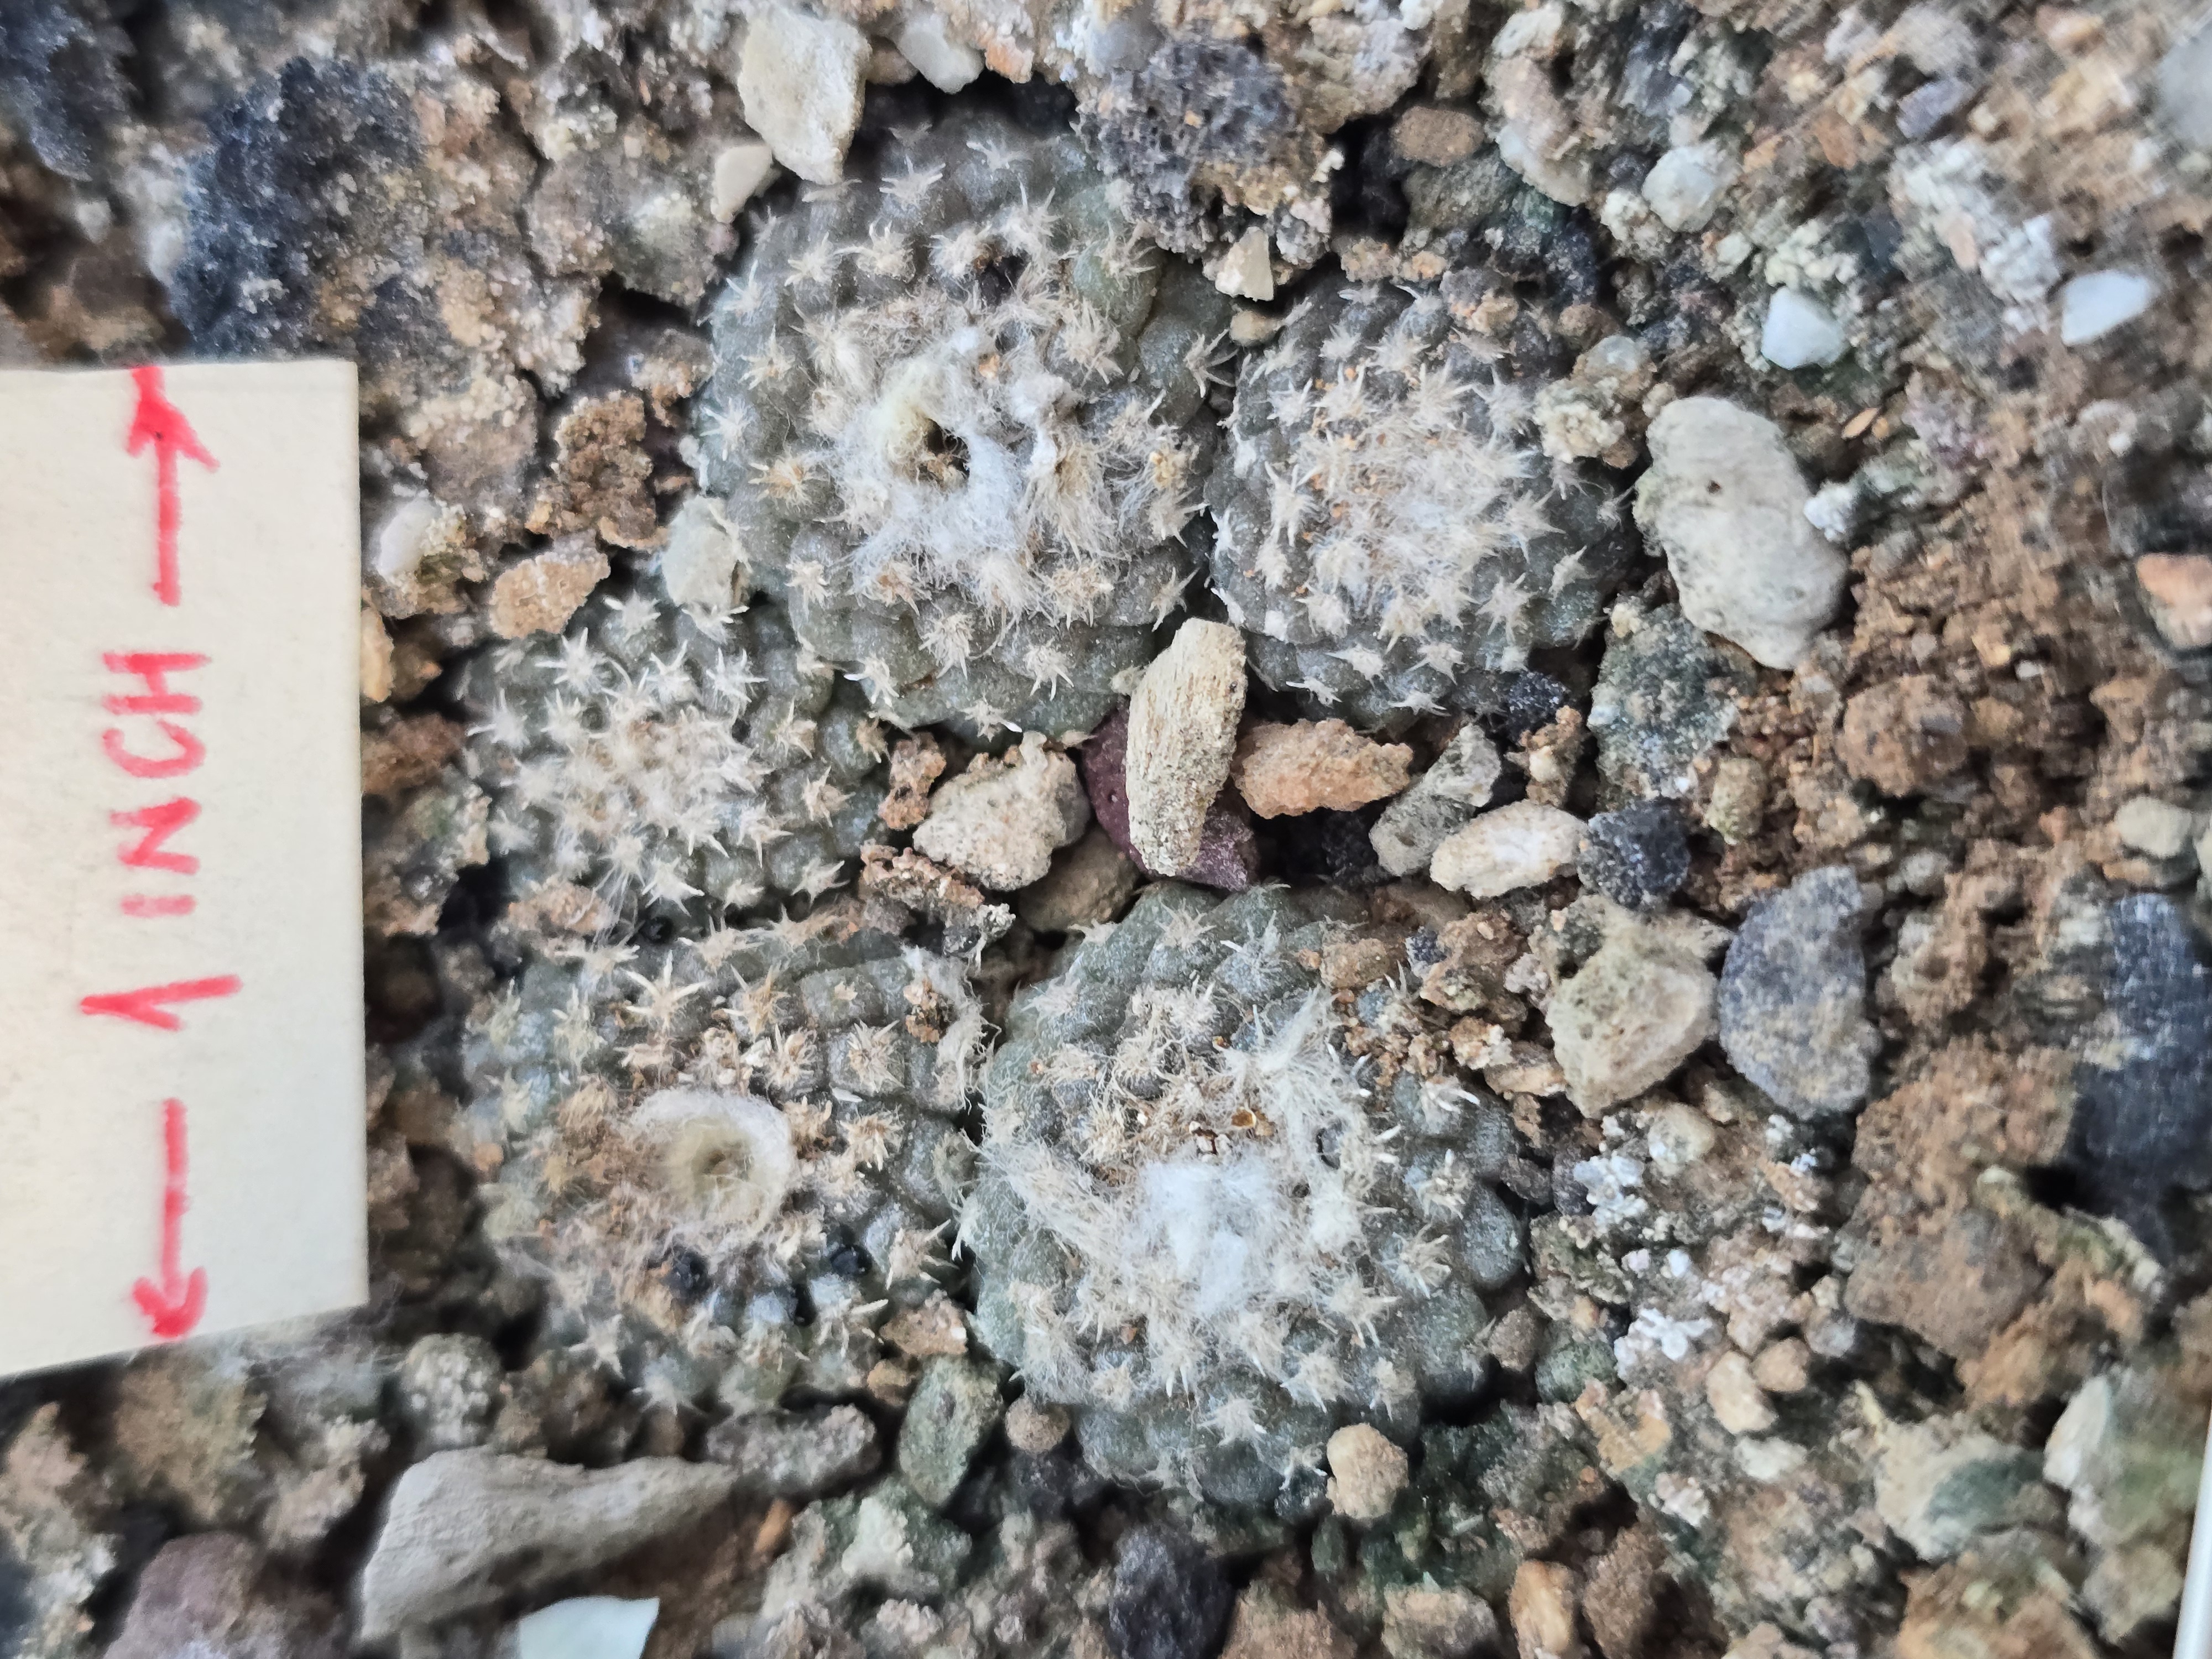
xmin=1105 ymin=1526 xmax=1233 ymax=1659
xmin=1578 ymin=801 xmax=1692 ymax=911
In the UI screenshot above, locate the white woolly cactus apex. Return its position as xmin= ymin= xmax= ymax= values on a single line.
xmin=634 ymin=1089 xmax=797 ymax=1240
xmin=695 ymin=106 xmax=1237 ymax=740
xmin=1207 ymin=276 xmax=1634 ymax=729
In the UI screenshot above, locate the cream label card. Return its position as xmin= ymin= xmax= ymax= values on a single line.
xmin=0 ymin=362 xmax=366 ymax=1375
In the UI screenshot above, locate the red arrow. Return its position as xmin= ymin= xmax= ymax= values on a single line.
xmin=132 ymin=1098 xmax=207 ymax=1340
xmin=125 ymin=366 xmax=217 ymax=608
xmin=80 ymin=974 xmax=242 ymax=1031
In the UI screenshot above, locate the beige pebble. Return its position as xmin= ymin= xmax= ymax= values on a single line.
xmin=1125 ymin=619 xmax=1246 ymax=875
xmin=1509 ymin=1560 xmax=1584 ymax=1659
xmin=1003 ymin=1396 xmax=1070 ymax=1455
xmin=1751 ymin=1338 xmax=1813 ymax=1394
xmin=1392 ymin=105 xmax=1484 ymax=166
xmin=1324 ymin=1423 xmax=1408 ymax=1523
xmin=1704 ymin=1350 xmax=1778 ymax=1434
xmin=1430 ymin=802 xmax=1585 ymax=898
xmin=1234 ymin=719 xmax=1413 ymax=818
xmin=489 ymin=539 xmax=611 ymax=639
xmin=912 ymin=732 xmax=1089 ymax=890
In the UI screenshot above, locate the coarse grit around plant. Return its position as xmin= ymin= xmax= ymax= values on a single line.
xmin=1208 ymin=277 xmax=1636 ymax=729
xmin=962 ymin=883 xmax=1517 ymax=1509
xmin=694 ymin=106 xmax=1235 ymax=743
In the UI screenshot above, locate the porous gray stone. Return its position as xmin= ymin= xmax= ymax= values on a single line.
xmin=1718 ymin=867 xmax=1878 ymax=1118
xmin=1635 ymin=398 xmax=1848 ymax=670
xmin=1548 ymin=919 xmax=1718 ymax=1114
xmin=356 ymin=1451 xmax=737 ymax=1640
xmin=895 ymin=1356 xmax=1004 ymax=1508
xmin=912 ymin=733 xmax=1091 ymax=891
xmin=704 ymin=1405 xmax=881 ymax=1499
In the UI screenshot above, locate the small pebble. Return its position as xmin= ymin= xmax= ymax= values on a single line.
xmin=1214 ymin=227 xmax=1275 ymax=300
xmin=1232 ymin=719 xmax=1413 ymax=818
xmin=2114 ymin=796 xmax=2194 ymax=861
xmin=735 ymin=3 xmax=869 ymax=184
xmin=1370 ymin=724 xmax=1503 ymax=876
xmin=1718 ymin=867 xmax=1879 ymax=1119
xmin=1430 ymin=802 xmax=1585 ymax=898
xmin=1577 ymin=801 xmax=1691 ymax=911
xmin=1635 ymin=398 xmax=1849 ymax=670
xmin=1704 ymin=1352 xmax=1777 ymax=1434
xmin=1762 ymin=288 xmax=1847 ymax=369
xmin=2136 ymin=553 xmax=2212 ymax=649
xmin=912 ymin=732 xmax=1089 ymax=891
xmin=1325 ymin=1423 xmax=1408 ymax=1522
xmin=1641 ymin=142 xmax=1736 ymax=232
xmin=2161 ymin=17 xmax=2212 ymax=148
xmin=1509 ymin=1561 xmax=1583 ymax=1659
xmin=516 ymin=1597 xmax=659 ymax=1659
xmin=2058 ymin=269 xmax=2157 ymax=346
xmin=1125 ymin=619 xmax=1248 ymax=874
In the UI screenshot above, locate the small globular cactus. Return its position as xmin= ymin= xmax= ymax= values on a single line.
xmin=695 ymin=107 xmax=1236 ymax=740
xmin=962 ymin=884 xmax=1512 ymax=1507
xmin=456 ymin=587 xmax=888 ymax=932
xmin=1207 ymin=279 xmax=1633 ymax=729
xmin=463 ymin=901 xmax=989 ymax=1398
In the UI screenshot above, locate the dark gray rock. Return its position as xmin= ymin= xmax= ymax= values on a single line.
xmin=1589 ymin=605 xmax=1756 ymax=802
xmin=2067 ymin=895 xmax=2212 ymax=1258
xmin=0 ymin=0 xmax=128 ymax=181
xmin=169 ymin=58 xmax=419 ymax=356
xmin=1577 ymin=800 xmax=1691 ymax=911
xmin=1719 ymin=866 xmax=1879 ymax=1118
xmin=1106 ymin=1526 xmax=1232 ymax=1659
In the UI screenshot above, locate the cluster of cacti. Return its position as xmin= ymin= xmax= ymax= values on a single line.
xmin=693 ymin=107 xmax=1236 ymax=740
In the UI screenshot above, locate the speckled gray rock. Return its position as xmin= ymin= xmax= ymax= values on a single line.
xmin=1635 ymin=398 xmax=1848 ymax=670
xmin=1589 ymin=604 xmax=1756 ymax=802
xmin=1577 ymin=801 xmax=1691 ymax=912
xmin=357 ymin=1451 xmax=737 ymax=1640
xmin=2065 ymin=895 xmax=2212 ymax=1257
xmin=1107 ymin=1526 xmax=1233 ymax=1659
xmin=1370 ymin=724 xmax=1504 ymax=877
xmin=896 ymin=1357 xmax=1004 ymax=1507
xmin=705 ymin=1406 xmax=881 ymax=1498
xmin=696 ymin=108 xmax=1232 ymax=739
xmin=1718 ymin=867 xmax=1878 ymax=1118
